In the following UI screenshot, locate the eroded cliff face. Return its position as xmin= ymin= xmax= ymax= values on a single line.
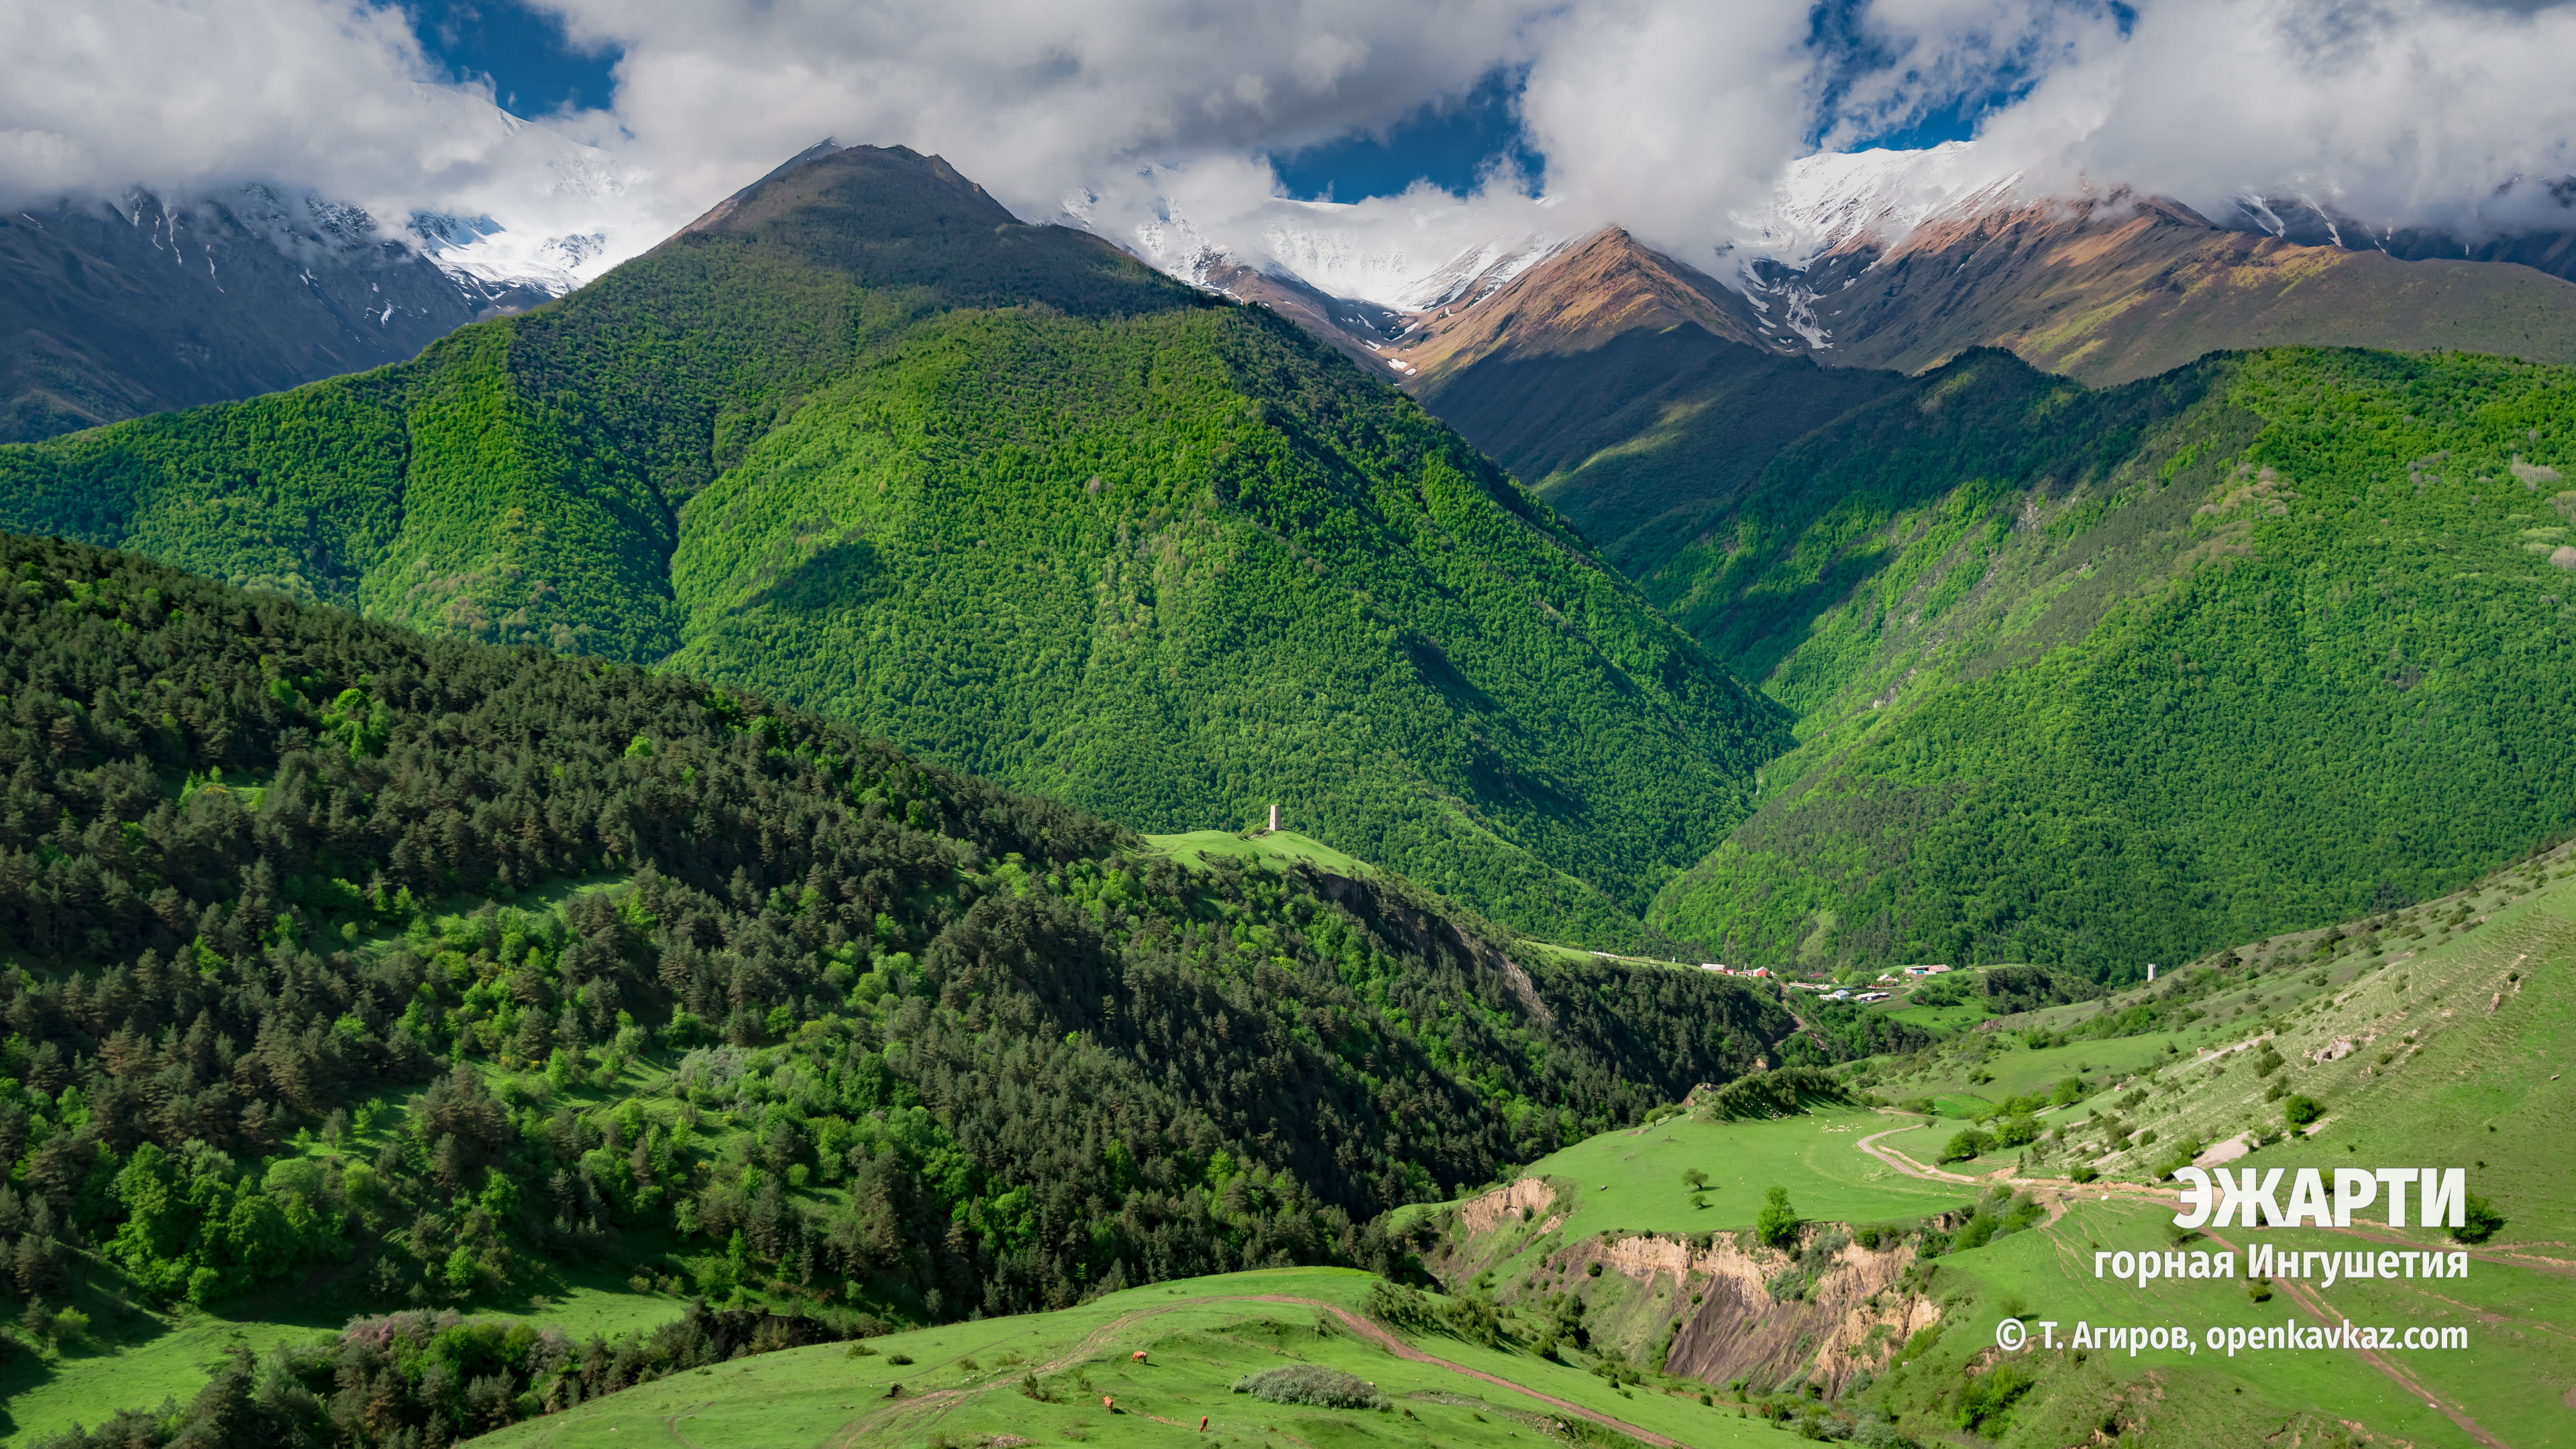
xmin=1427 ymin=1177 xmax=1947 ymax=1394
xmin=1654 ymin=1232 xmax=1937 ymax=1392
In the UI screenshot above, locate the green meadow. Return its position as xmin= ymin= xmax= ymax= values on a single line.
xmin=1144 ymin=828 xmax=1375 ymax=878
xmin=474 ymin=1267 xmax=1803 ymax=1449
xmin=1465 ymin=1109 xmax=1975 ymax=1242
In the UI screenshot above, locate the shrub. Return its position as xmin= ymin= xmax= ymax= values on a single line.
xmin=1232 ymin=1364 xmax=1387 ymax=1410
xmin=1940 ymin=1129 xmax=1995 ymax=1163
xmin=2453 ymin=1193 xmax=2507 ymax=1245
xmin=1955 ymin=1362 xmax=2033 ymax=1433
xmin=1756 ymin=1187 xmax=1801 ymax=1249
xmin=1362 ymin=1281 xmax=1440 ymax=1334
xmin=2283 ymin=1095 xmax=2325 ymax=1130
xmin=1697 ymin=1067 xmax=1852 ymax=1122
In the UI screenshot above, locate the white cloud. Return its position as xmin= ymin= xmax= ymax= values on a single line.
xmin=543 ymin=0 xmax=1546 ymax=237
xmin=3 ymin=2 xmax=465 ymax=213
xmin=3 ymin=0 xmax=2573 ymax=294
xmin=1980 ymin=0 xmax=2576 ymax=234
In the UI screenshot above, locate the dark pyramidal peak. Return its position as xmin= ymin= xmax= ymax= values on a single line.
xmin=0 ymin=144 xmax=1784 ymax=947
xmin=0 ymin=185 xmax=561 ymax=445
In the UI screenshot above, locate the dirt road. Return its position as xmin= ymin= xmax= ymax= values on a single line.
xmin=1856 ymin=1111 xmax=2514 ymax=1447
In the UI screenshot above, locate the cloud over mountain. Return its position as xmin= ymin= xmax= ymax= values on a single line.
xmin=5 ymin=0 xmax=2573 ymax=281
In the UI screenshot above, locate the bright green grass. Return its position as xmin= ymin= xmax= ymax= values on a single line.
xmin=1877 ymin=1001 xmax=1993 ymax=1032
xmin=1145 ymin=828 xmax=1373 ymax=878
xmin=0 ymin=1269 xmax=690 ymax=1446
xmin=2118 ymin=867 xmax=2576 ymax=1239
xmin=1453 ymin=1109 xmax=1976 ymax=1243
xmin=472 ymin=1267 xmax=1803 ymax=1448
xmin=1901 ymin=1195 xmax=2567 ymax=1449
xmin=1882 ymin=1035 xmax=2178 ymax=1114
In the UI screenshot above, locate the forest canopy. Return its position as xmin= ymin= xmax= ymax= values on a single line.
xmin=0 ymin=531 xmax=1796 ymax=1341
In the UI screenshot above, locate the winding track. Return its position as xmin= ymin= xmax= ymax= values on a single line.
xmin=1856 ymin=1110 xmax=2514 ymax=1448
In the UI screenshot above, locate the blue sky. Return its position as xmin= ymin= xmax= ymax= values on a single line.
xmin=405 ymin=1 xmax=1965 ymax=203
xmin=399 ymin=0 xmax=2076 ymax=203
xmin=1269 ymin=68 xmax=1548 ymax=202
xmin=409 ymin=1 xmax=620 ymax=117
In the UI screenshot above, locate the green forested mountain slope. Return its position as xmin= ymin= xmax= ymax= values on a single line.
xmin=0 ymin=533 xmax=1795 ymax=1348
xmin=0 ymin=146 xmax=1784 ymax=944
xmin=1420 ymin=323 xmax=1907 ymax=581
xmin=1644 ymin=345 xmax=2576 ymax=974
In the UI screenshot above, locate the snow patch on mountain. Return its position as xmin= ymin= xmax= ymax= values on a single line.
xmin=1731 ymin=141 xmax=2028 ymax=268
xmin=410 ymin=211 xmax=609 ymax=301
xmin=405 ymin=111 xmax=636 ymax=301
xmin=1067 ymin=180 xmax=1563 ymax=315
xmin=1252 ymin=217 xmax=1563 ymax=311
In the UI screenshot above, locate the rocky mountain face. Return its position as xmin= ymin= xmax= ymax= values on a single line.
xmin=1 ymin=103 xmax=631 ymax=445
xmin=1184 ymin=142 xmax=2576 ymax=403
xmin=1395 ymin=227 xmax=1902 ymax=569
xmin=0 ymin=186 xmax=580 ymax=445
xmin=1743 ymin=182 xmax=2576 ymax=386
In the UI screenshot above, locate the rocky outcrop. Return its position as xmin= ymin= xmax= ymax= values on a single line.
xmin=1458 ymin=1177 xmax=1561 ymax=1236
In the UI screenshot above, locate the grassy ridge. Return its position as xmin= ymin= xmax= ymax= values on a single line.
xmin=661 ymin=301 xmax=1782 ymax=941
xmin=468 ymin=1267 xmax=1799 ymax=1448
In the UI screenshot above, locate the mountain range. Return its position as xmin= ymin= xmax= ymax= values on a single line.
xmin=1214 ymin=149 xmax=2576 ymax=392
xmin=0 ymin=144 xmax=1782 ymax=948
xmin=0 ymin=113 xmax=627 ymax=446
xmin=0 ymin=121 xmax=2569 ymax=1449
xmin=6 ymin=139 xmax=2576 ymax=974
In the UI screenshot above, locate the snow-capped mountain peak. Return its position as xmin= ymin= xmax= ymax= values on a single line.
xmin=1247 ymin=217 xmax=1564 ymax=312
xmin=1074 ymin=182 xmax=1564 ymax=317
xmin=409 ymin=210 xmax=609 ymax=302
xmin=1733 ymin=140 xmax=2029 ymax=270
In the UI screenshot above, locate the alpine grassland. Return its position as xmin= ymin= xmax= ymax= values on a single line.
xmin=0 ymin=146 xmax=1784 ymax=947
xmin=1634 ymin=344 xmax=2576 ymax=975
